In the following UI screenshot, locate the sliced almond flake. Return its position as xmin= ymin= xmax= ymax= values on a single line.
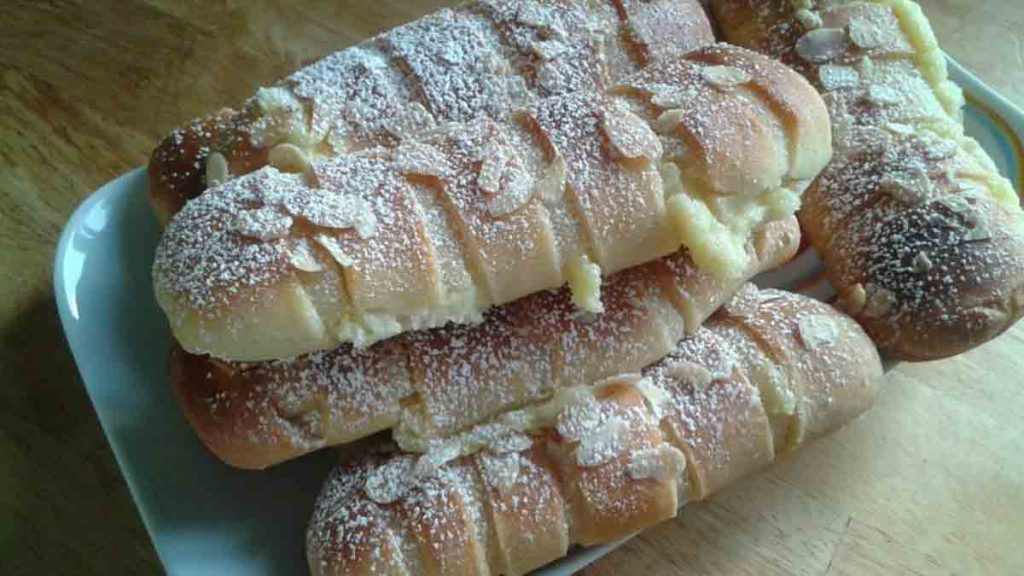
xmin=601 ymin=101 xmax=662 ymax=162
xmin=593 ymin=372 xmax=644 ymax=393
xmin=819 ymin=64 xmax=860 ymax=91
xmin=912 ymin=251 xmax=933 ymax=273
xmin=922 ymin=137 xmax=959 ymax=161
xmin=258 ymin=170 xmax=310 ymax=208
xmin=229 ymin=206 xmax=293 ymax=240
xmin=414 ymin=439 xmax=461 ymax=479
xmin=537 ymin=63 xmax=568 ymax=93
xmin=701 ymin=65 xmax=752 ymax=89
xmin=287 ymin=237 xmax=322 ymax=272
xmin=395 ymin=141 xmax=451 ymax=178
xmin=759 ymin=291 xmax=789 ymax=304
xmin=880 ymin=167 xmax=932 ymax=205
xmin=647 ymin=83 xmax=698 ymax=109
xmin=205 ymin=151 xmax=229 ymax=187
xmin=383 ymin=102 xmax=435 ymax=139
xmin=795 ymin=8 xmax=823 ymax=30
xmin=445 ymin=422 xmax=506 ymax=454
xmin=416 ymin=121 xmax=462 ymax=141
xmin=478 ymin=145 xmax=512 ymax=195
xmin=352 ymin=207 xmax=378 ymax=239
xmin=824 ymin=94 xmax=855 ymax=143
xmin=479 ymin=452 xmax=521 ymax=490
xmin=954 ymin=183 xmax=988 ymax=200
xmin=635 ymin=378 xmax=672 ymax=420
xmin=867 ymin=84 xmax=901 ymax=106
xmin=531 ymin=39 xmax=567 ymax=61
xmin=487 ymin=162 xmax=535 ymax=217
xmin=964 ymin=220 xmax=992 ymax=242
xmin=937 ymin=194 xmax=974 ymax=214
xmin=325 ymin=124 xmax=351 ymax=155
xmin=848 ymin=15 xmax=892 ymax=49
xmin=841 ymin=282 xmax=868 ymax=316
xmin=857 ymin=56 xmax=875 ymax=79
xmin=650 ymin=89 xmax=689 ymax=109
xmin=863 ymin=284 xmax=896 ymax=319
xmin=884 ymin=122 xmax=915 ymax=136
xmin=556 ymin=395 xmax=604 ymax=441
xmin=654 ymin=108 xmax=687 ymax=134
xmin=364 ymin=458 xmax=415 ymax=504
xmin=847 ymin=125 xmax=888 ymax=144
xmin=627 ymin=444 xmax=686 ymax=481
xmin=795 ymin=28 xmax=849 ymax=64
xmin=502 ymin=411 xmax=540 ymax=438
xmin=535 ymin=154 xmax=567 ymax=205
xmin=798 ymin=315 xmax=839 ymax=350
xmin=488 ymin=431 xmax=533 ymax=454
xmin=285 ymin=190 xmax=378 ymax=237
xmin=268 ymin=143 xmax=311 ymax=173
xmin=314 ymin=233 xmax=355 ymax=267
xmin=720 ymin=283 xmax=761 ymax=318
xmin=576 ymin=417 xmax=628 ymax=467
xmin=437 ymin=43 xmax=464 ymax=66
xmin=664 ymin=360 xmax=714 ymax=390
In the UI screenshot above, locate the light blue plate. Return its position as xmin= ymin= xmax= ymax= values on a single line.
xmin=53 ymin=58 xmax=1024 ymax=575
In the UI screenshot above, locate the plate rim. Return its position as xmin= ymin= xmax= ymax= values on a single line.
xmin=51 ymin=57 xmax=1024 ymax=574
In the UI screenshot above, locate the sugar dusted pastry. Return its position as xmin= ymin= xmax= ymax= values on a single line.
xmin=152 ymin=44 xmax=830 ymax=361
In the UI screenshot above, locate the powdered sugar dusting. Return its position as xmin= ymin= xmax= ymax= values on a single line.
xmin=477 ymin=0 xmax=606 ymax=96
xmin=307 ymin=287 xmax=884 ymax=571
xmin=575 ymin=416 xmax=628 ymax=466
xmin=386 ymin=9 xmax=518 ymax=124
xmin=154 ymin=169 xmax=299 ymax=311
xmin=152 ymin=0 xmax=715 ymax=219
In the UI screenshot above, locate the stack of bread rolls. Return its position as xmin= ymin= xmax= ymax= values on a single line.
xmin=146 ymin=0 xmax=1020 ymax=574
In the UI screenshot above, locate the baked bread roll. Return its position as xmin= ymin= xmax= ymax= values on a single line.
xmin=153 ymin=43 xmax=830 ymax=361
xmin=173 ymin=218 xmax=801 ymax=469
xmin=148 ymin=0 xmax=715 ymax=221
xmin=710 ymin=0 xmax=1024 ymax=359
xmin=306 ymin=286 xmax=884 ymax=576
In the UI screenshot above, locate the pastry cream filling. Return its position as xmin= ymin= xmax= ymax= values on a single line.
xmin=876 ymin=0 xmax=962 ymax=116
xmin=565 ymin=256 xmax=605 ymax=314
xmin=879 ymin=0 xmax=1020 ymax=209
xmin=336 ymin=312 xmax=404 ymax=349
xmin=661 ymin=161 xmax=800 ymax=278
xmin=335 ymin=288 xmax=486 ymax=349
xmin=251 ymin=86 xmax=316 ymax=150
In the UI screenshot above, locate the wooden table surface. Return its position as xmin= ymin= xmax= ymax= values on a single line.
xmin=1 ymin=1 xmax=1022 ymax=574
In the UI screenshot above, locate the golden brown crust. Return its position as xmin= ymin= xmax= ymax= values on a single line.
xmin=172 ymin=220 xmax=801 ymax=470
xmin=683 ymin=43 xmax=833 ymax=180
xmin=711 ymin=0 xmax=1024 ymax=360
xmin=305 ymin=287 xmax=884 ymax=576
xmin=152 ymin=43 xmax=829 ymax=361
xmin=477 ymin=446 xmax=569 ymax=574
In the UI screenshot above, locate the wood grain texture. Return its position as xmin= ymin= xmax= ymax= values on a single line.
xmin=0 ymin=1 xmax=1019 ymax=574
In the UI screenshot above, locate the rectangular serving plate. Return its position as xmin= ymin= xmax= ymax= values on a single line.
xmin=53 ymin=58 xmax=1023 ymax=575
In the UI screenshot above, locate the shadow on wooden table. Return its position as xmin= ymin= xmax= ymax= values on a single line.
xmin=0 ymin=297 xmax=160 ymax=575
